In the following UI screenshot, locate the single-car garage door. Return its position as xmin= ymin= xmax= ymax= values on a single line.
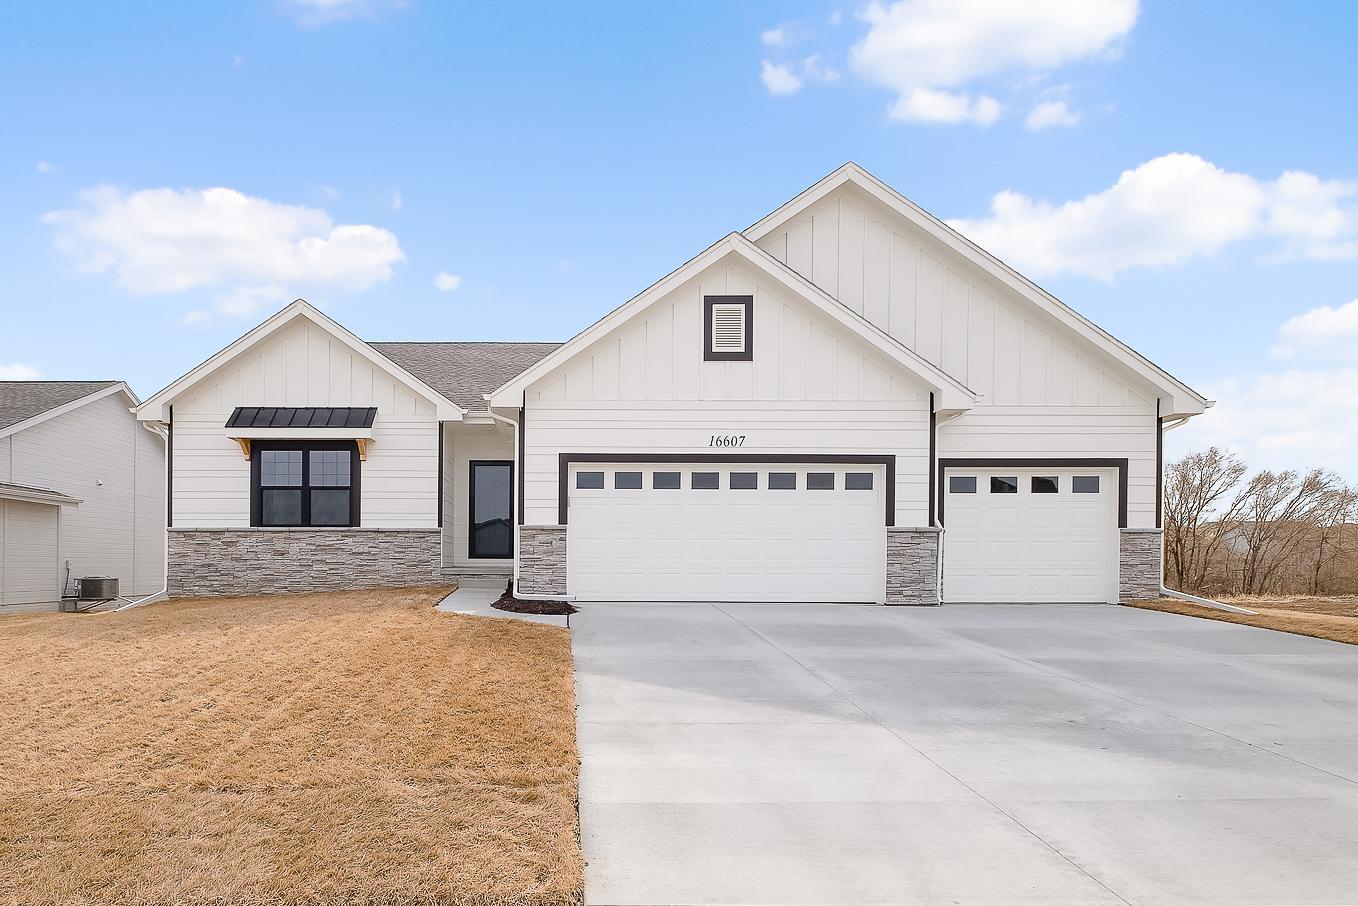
xmin=942 ymin=467 xmax=1117 ymax=604
xmin=1 ymin=499 xmax=61 ymax=607
xmin=567 ymin=463 xmax=886 ymax=602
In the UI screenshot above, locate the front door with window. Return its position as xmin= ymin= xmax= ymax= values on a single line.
xmin=468 ymin=460 xmax=513 ymax=558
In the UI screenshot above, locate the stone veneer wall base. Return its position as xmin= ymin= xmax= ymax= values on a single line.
xmin=887 ymin=526 xmax=941 ymax=606
xmin=518 ymin=525 xmax=567 ymax=597
xmin=168 ymin=528 xmax=441 ymax=598
xmin=1119 ymin=528 xmax=1164 ymax=604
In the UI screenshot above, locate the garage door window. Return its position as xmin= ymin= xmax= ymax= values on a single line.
xmin=990 ymin=476 xmax=1019 ymax=494
xmin=692 ymin=471 xmax=719 ymax=489
xmin=1073 ymin=475 xmax=1101 ymax=493
xmin=845 ymin=472 xmax=873 ymax=490
xmin=1031 ymin=476 xmax=1059 ymax=494
xmin=807 ymin=472 xmax=834 ymax=490
xmin=730 ymin=471 xmax=758 ymax=489
xmin=576 ymin=471 xmax=604 ymax=489
xmin=769 ymin=472 xmax=797 ymax=490
xmin=614 ymin=471 xmax=642 ymax=489
xmin=949 ymin=476 xmax=977 ymax=493
xmin=653 ymin=471 xmax=681 ymax=489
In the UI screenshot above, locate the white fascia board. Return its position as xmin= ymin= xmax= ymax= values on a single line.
xmin=0 ymin=485 xmax=82 ymax=507
xmin=745 ymin=163 xmax=1208 ymax=418
xmin=224 ymin=427 xmax=374 ymax=440
xmin=488 ymin=234 xmax=976 ymax=411
xmin=0 ymin=382 xmax=136 ymax=441
xmin=135 ymin=300 xmax=464 ymax=423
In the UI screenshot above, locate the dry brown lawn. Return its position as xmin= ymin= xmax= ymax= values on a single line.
xmin=0 ymin=585 xmax=582 ymax=906
xmin=1130 ymin=594 xmax=1358 ymax=646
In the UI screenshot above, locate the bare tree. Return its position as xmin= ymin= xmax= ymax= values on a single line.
xmin=1310 ymin=486 xmax=1357 ymax=594
xmin=1163 ymin=448 xmax=1248 ymax=593
xmin=1232 ymin=469 xmax=1346 ymax=595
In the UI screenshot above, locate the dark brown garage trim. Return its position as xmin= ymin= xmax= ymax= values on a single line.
xmin=936 ymin=457 xmax=1129 ymax=528
xmin=558 ymin=453 xmax=895 ymax=526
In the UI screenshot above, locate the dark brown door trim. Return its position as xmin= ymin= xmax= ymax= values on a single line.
xmin=936 ymin=457 xmax=1129 ymax=528
xmin=558 ymin=452 xmax=895 ymax=526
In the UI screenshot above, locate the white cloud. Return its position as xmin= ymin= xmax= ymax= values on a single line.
xmin=182 ymin=287 xmax=294 ymax=326
xmin=44 ymin=186 xmax=404 ymax=301
xmin=892 ymin=88 xmax=1000 ymax=124
xmin=0 ymin=363 xmax=40 ymax=380
xmin=1271 ymin=299 xmax=1358 ymax=361
xmin=761 ymin=24 xmax=793 ymax=47
xmin=947 ymin=153 xmax=1358 ymax=280
xmin=1025 ymin=99 xmax=1080 ymax=130
xmin=1171 ymin=368 xmax=1358 ymax=480
xmin=761 ymin=60 xmax=803 ymax=96
xmin=802 ymin=54 xmax=841 ymax=83
xmin=381 ymin=187 xmax=402 ymax=211
xmin=35 ymin=161 xmax=54 ymax=174
xmin=284 ymin=0 xmax=406 ymax=26
xmin=434 ymin=272 xmax=462 ymax=292
xmin=851 ymin=0 xmax=1137 ymax=125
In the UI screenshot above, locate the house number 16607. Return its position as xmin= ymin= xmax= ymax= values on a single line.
xmin=709 ymin=434 xmax=746 ymax=447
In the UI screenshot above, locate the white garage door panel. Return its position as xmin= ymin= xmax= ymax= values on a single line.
xmin=943 ymin=469 xmax=1115 ymax=604
xmin=568 ymin=465 xmax=885 ymax=602
xmin=1 ymin=500 xmax=61 ymax=606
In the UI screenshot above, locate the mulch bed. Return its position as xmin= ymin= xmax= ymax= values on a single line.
xmin=492 ymin=582 xmax=578 ymax=615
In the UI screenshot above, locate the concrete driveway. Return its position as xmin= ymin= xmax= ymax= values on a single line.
xmin=571 ymin=602 xmax=1358 ymax=906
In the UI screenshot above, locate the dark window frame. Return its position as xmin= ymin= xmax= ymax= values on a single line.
xmin=704 ymin=295 xmax=754 ymax=362
xmin=938 ymin=458 xmax=1129 ymax=527
xmin=250 ymin=440 xmax=361 ymax=527
xmin=468 ymin=459 xmax=514 ymax=560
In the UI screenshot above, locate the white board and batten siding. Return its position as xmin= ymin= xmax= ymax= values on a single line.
xmin=756 ymin=183 xmax=1161 ymax=529
xmin=170 ymin=319 xmax=439 ymax=529
xmin=1 ymin=392 xmax=164 ymax=599
xmin=520 ymin=251 xmax=933 ymax=527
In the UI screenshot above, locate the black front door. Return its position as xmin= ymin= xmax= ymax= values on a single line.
xmin=468 ymin=460 xmax=513 ymax=558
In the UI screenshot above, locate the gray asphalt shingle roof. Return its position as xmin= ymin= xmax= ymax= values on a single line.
xmin=0 ymin=381 xmax=120 ymax=432
xmin=370 ymin=342 xmax=562 ymax=411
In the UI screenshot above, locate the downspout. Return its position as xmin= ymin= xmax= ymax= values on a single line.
xmin=110 ymin=419 xmax=171 ymax=612
xmin=1153 ymin=411 xmax=1254 ymax=614
xmin=487 ymin=401 xmax=577 ymax=603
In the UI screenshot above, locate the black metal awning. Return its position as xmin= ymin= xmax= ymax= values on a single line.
xmin=225 ymin=407 xmax=377 ymax=429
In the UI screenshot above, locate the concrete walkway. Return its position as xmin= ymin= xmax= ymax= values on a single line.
xmin=572 ymin=602 xmax=1358 ymax=905
xmin=434 ymin=579 xmax=569 ymax=628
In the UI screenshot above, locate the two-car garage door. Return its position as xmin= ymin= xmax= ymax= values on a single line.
xmin=567 ymin=463 xmax=886 ymax=602
xmin=941 ymin=467 xmax=1118 ymax=603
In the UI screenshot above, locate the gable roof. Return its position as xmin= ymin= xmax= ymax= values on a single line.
xmin=372 ymin=342 xmax=561 ymax=411
xmin=0 ymin=381 xmax=137 ymax=440
xmin=489 ymin=232 xmax=976 ymax=412
xmin=745 ymin=162 xmax=1210 ymax=418
xmin=135 ymin=300 xmax=465 ymax=423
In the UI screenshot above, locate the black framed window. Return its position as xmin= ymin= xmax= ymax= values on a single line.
xmin=251 ymin=441 xmax=359 ymax=527
xmin=990 ymin=476 xmax=1019 ymax=494
xmin=1031 ymin=476 xmax=1059 ymax=494
xmin=469 ymin=460 xmax=513 ymax=559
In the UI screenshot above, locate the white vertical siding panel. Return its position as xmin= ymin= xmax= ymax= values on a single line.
xmin=915 ymin=252 xmax=944 ymax=365
xmin=967 ymin=289 xmax=996 ymax=401
xmin=837 ymin=199 xmax=865 ymax=314
xmin=888 ymin=234 xmax=917 ymax=349
xmin=780 ymin=304 xmax=809 ymax=401
xmin=833 ymin=340 xmax=862 ymax=401
xmin=786 ymin=218 xmax=814 ymax=280
xmin=671 ymin=285 xmax=702 ymax=400
xmin=993 ymin=305 xmax=1022 ymax=405
xmin=1046 ymin=341 xmax=1074 ymax=406
xmin=863 ymin=220 xmax=891 ymax=329
xmin=812 ymin=201 xmax=839 ymax=295
xmin=592 ymin=337 xmax=621 ymax=400
xmin=753 ymin=295 xmax=782 ymax=400
xmin=1020 ymin=321 xmax=1048 ymax=404
xmin=807 ymin=324 xmax=835 ymax=402
xmin=942 ymin=271 xmax=969 ymax=381
xmin=645 ymin=301 xmax=674 ymax=400
xmin=1072 ymin=355 xmax=1101 ymax=406
xmin=618 ymin=324 xmax=646 ymax=402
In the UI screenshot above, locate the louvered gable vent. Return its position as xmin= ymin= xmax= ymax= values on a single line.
xmin=711 ymin=304 xmax=746 ymax=353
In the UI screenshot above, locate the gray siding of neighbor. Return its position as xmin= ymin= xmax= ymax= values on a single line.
xmin=167 ymin=528 xmax=441 ymax=597
xmin=1 ymin=392 xmax=165 ymax=602
xmin=1 ymin=499 xmax=61 ymax=605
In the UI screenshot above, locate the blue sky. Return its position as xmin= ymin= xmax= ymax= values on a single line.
xmin=3 ymin=1 xmax=1357 ymax=476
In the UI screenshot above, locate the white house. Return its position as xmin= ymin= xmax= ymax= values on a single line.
xmin=0 ymin=381 xmax=165 ymax=610
xmin=136 ymin=164 xmax=1208 ymax=605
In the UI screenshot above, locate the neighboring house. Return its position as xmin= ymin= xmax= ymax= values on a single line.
xmin=136 ymin=164 xmax=1208 ymax=605
xmin=0 ymin=381 xmax=165 ymax=610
